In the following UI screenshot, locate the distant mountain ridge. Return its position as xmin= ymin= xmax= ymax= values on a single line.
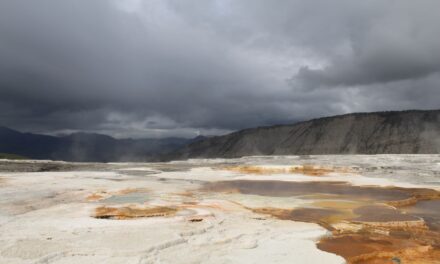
xmin=2 ymin=110 xmax=439 ymax=162
xmin=0 ymin=127 xmax=198 ymax=162
xmin=166 ymin=110 xmax=440 ymax=160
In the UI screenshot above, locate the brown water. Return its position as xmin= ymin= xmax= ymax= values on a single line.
xmin=353 ymin=205 xmax=420 ymax=222
xmin=203 ymin=180 xmax=440 ymax=264
xmin=252 ymin=207 xmax=347 ymax=230
xmin=404 ymin=200 xmax=440 ymax=231
xmin=203 ymin=180 xmax=411 ymax=201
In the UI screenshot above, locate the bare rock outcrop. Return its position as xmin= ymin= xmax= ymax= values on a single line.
xmin=167 ymin=110 xmax=440 ymax=160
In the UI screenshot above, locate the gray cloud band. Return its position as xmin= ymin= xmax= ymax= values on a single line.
xmin=0 ymin=0 xmax=439 ymax=137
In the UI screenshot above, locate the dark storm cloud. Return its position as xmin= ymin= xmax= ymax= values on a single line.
xmin=293 ymin=1 xmax=440 ymax=88
xmin=0 ymin=0 xmax=439 ymax=138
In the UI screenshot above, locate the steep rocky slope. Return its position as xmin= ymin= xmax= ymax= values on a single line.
xmin=167 ymin=110 xmax=440 ymax=160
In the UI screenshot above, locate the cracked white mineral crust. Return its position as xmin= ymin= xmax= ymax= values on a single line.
xmin=1 ymin=155 xmax=439 ymax=263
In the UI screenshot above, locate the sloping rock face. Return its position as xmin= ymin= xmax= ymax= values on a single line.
xmin=168 ymin=110 xmax=440 ymax=159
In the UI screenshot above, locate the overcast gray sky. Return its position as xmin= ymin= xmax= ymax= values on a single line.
xmin=1 ymin=0 xmax=439 ymax=138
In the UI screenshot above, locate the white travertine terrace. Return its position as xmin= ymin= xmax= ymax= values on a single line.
xmin=0 ymin=155 xmax=439 ymax=263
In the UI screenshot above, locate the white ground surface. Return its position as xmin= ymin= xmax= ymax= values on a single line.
xmin=1 ymin=155 xmax=439 ymax=264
